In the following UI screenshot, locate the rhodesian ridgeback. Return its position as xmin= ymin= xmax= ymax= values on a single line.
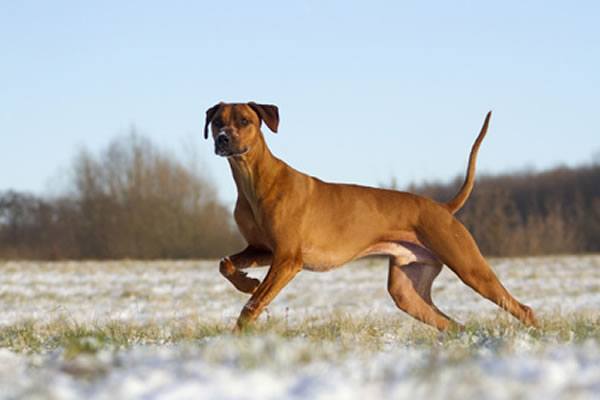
xmin=204 ymin=102 xmax=538 ymax=331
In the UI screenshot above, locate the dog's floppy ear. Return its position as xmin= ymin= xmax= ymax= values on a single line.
xmin=204 ymin=103 xmax=222 ymax=139
xmin=248 ymin=102 xmax=279 ymax=133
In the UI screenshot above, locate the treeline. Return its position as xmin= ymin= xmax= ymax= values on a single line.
xmin=401 ymin=163 xmax=600 ymax=256
xmin=2 ymin=133 xmax=598 ymax=259
xmin=0 ymin=134 xmax=242 ymax=260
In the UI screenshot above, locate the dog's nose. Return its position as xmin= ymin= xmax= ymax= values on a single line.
xmin=216 ymin=133 xmax=230 ymax=147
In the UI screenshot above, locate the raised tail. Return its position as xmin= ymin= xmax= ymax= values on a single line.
xmin=445 ymin=111 xmax=491 ymax=214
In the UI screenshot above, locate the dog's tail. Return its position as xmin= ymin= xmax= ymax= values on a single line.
xmin=445 ymin=111 xmax=491 ymax=214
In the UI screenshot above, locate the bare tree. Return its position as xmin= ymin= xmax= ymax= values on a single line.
xmin=382 ymin=162 xmax=600 ymax=256
xmin=0 ymin=132 xmax=242 ymax=260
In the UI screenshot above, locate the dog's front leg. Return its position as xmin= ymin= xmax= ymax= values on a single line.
xmin=220 ymin=246 xmax=272 ymax=294
xmin=235 ymin=253 xmax=302 ymax=331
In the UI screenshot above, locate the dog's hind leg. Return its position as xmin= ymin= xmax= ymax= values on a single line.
xmin=388 ymin=257 xmax=459 ymax=331
xmin=417 ymin=215 xmax=538 ymax=327
xmin=398 ymin=261 xmax=454 ymax=321
xmin=220 ymin=246 xmax=272 ymax=294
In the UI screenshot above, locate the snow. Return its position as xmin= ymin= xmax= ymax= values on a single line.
xmin=1 ymin=255 xmax=599 ymax=326
xmin=1 ymin=339 xmax=600 ymax=399
xmin=0 ymin=255 xmax=599 ymax=399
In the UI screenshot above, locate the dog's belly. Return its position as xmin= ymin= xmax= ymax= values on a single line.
xmin=301 ymin=241 xmax=439 ymax=272
xmin=301 ymin=249 xmax=351 ymax=272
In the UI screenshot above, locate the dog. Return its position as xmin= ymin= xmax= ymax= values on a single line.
xmin=204 ymin=101 xmax=538 ymax=331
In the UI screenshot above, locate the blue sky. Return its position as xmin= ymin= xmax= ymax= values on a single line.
xmin=2 ymin=1 xmax=599 ymax=204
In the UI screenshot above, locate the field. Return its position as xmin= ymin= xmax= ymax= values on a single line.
xmin=0 ymin=255 xmax=599 ymax=399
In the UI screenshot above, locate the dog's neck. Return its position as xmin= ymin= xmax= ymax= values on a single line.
xmin=228 ymin=133 xmax=283 ymax=204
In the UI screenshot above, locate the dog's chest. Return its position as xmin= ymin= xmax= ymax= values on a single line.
xmin=233 ymin=198 xmax=272 ymax=248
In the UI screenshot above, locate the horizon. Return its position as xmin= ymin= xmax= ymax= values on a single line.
xmin=1 ymin=127 xmax=597 ymax=202
xmin=2 ymin=1 xmax=599 ymax=205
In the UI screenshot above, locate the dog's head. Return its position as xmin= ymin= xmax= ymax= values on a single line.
xmin=204 ymin=102 xmax=279 ymax=157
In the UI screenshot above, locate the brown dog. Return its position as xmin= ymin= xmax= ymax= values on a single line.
xmin=204 ymin=102 xmax=538 ymax=331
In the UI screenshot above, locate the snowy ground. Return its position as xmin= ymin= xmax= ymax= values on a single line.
xmin=0 ymin=255 xmax=599 ymax=399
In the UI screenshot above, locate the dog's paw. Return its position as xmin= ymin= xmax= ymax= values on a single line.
xmin=219 ymin=257 xmax=235 ymax=276
xmin=236 ymin=274 xmax=260 ymax=294
xmin=219 ymin=259 xmax=260 ymax=294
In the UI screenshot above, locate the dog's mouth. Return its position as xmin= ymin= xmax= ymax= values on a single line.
xmin=215 ymin=146 xmax=250 ymax=158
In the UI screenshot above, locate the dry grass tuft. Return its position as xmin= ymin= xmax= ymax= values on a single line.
xmin=1 ymin=312 xmax=598 ymax=358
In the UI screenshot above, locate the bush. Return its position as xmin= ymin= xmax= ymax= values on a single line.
xmin=0 ymin=133 xmax=242 ymax=260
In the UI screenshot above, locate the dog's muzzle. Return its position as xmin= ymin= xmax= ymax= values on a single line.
xmin=214 ymin=133 xmax=248 ymax=157
xmin=215 ymin=133 xmax=232 ymax=156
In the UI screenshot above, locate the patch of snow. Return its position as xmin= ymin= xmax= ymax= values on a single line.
xmin=1 ymin=255 xmax=600 ymax=399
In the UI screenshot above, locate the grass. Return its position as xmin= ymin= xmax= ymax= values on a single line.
xmin=1 ymin=312 xmax=598 ymax=358
xmin=1 ymin=257 xmax=598 ymax=399
xmin=1 ymin=311 xmax=598 ymax=387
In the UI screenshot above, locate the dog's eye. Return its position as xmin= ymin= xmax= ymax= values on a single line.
xmin=240 ymin=118 xmax=249 ymax=126
xmin=213 ymin=119 xmax=223 ymax=128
